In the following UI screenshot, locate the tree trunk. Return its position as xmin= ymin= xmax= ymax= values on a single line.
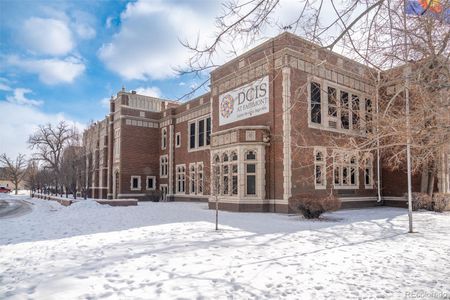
xmin=14 ymin=181 xmax=18 ymax=195
xmin=427 ymin=162 xmax=436 ymax=197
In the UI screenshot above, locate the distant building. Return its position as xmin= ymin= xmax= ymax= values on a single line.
xmin=83 ymin=32 xmax=450 ymax=212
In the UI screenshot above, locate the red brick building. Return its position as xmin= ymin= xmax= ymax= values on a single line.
xmin=83 ymin=32 xmax=450 ymax=212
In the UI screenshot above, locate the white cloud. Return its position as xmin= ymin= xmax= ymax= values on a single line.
xmin=21 ymin=17 xmax=74 ymax=56
xmin=0 ymin=101 xmax=84 ymax=158
xmin=100 ymin=97 xmax=110 ymax=108
xmin=7 ymin=56 xmax=85 ymax=85
xmin=135 ymin=86 xmax=162 ymax=98
xmin=98 ymin=0 xmax=221 ymax=80
xmin=0 ymin=82 xmax=12 ymax=91
xmin=6 ymin=88 xmax=43 ymax=107
xmin=74 ymin=23 xmax=96 ymax=39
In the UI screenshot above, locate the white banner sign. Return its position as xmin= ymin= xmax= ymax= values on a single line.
xmin=219 ymin=76 xmax=269 ymax=126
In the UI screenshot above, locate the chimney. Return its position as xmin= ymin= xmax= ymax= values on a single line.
xmin=131 ymin=90 xmax=137 ymax=94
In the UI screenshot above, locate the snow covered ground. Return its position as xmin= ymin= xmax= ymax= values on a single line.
xmin=1 ymin=194 xmax=449 ymax=299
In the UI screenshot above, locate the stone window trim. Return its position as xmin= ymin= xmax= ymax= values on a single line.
xmin=146 ymin=176 xmax=156 ymax=190
xmin=160 ymin=155 xmax=168 ymax=178
xmin=212 ymin=150 xmax=239 ymax=198
xmin=176 ymin=164 xmax=186 ymax=194
xmin=314 ymin=147 xmax=327 ymax=190
xmin=130 ymin=176 xmax=141 ymax=191
xmin=244 ymin=149 xmax=258 ymax=197
xmin=187 ymin=115 xmax=211 ymax=152
xmin=175 ymin=132 xmax=181 ymax=148
xmin=307 ymin=75 xmax=372 ymax=136
xmin=333 ymin=150 xmax=359 ymax=189
xmin=161 ymin=127 xmax=167 ymax=150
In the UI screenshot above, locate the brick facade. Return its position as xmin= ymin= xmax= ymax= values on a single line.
xmin=83 ymin=32 xmax=450 ymax=212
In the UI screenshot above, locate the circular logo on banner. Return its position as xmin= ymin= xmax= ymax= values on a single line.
xmin=220 ymin=94 xmax=234 ymax=118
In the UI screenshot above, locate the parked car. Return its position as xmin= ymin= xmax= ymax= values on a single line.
xmin=0 ymin=187 xmax=12 ymax=193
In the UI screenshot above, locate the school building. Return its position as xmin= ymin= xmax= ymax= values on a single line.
xmin=83 ymin=32 xmax=450 ymax=212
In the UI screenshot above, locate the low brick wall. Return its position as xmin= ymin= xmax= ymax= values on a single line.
xmin=31 ymin=193 xmax=138 ymax=207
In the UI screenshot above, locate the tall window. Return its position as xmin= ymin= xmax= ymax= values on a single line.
xmin=213 ymin=155 xmax=221 ymax=195
xmin=189 ymin=116 xmax=211 ymax=150
xmin=189 ymin=164 xmax=196 ymax=194
xmin=222 ymin=153 xmax=229 ymax=195
xmin=333 ymin=151 xmax=358 ymax=188
xmin=161 ymin=128 xmax=167 ymax=150
xmin=352 ymin=95 xmax=360 ymax=130
xmin=314 ymin=149 xmax=326 ymax=188
xmin=206 ymin=118 xmax=211 ymax=145
xmin=198 ymin=119 xmax=205 ymax=147
xmin=231 ymin=152 xmax=238 ymax=195
xmin=160 ymin=155 xmax=168 ymax=177
xmin=245 ymin=151 xmax=257 ymax=195
xmin=176 ymin=165 xmax=186 ymax=193
xmin=365 ymin=98 xmax=373 ymax=133
xmin=364 ymin=154 xmax=374 ymax=188
xmin=146 ymin=176 xmax=156 ymax=190
xmin=310 ymin=82 xmax=321 ymax=124
xmin=197 ymin=163 xmax=204 ymax=194
xmin=327 ymin=87 xmax=337 ymax=117
xmin=189 ymin=122 xmax=196 ymax=149
xmin=175 ymin=132 xmax=181 ymax=148
xmin=340 ymin=91 xmax=350 ymax=129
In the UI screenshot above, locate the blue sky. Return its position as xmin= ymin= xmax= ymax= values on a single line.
xmin=0 ymin=0 xmax=324 ymax=158
xmin=0 ymin=0 xmax=229 ymax=157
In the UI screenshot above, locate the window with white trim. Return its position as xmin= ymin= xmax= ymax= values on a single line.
xmin=160 ymin=155 xmax=168 ymax=177
xmin=188 ymin=116 xmax=211 ymax=150
xmin=130 ymin=176 xmax=141 ymax=191
xmin=245 ymin=150 xmax=257 ymax=195
xmin=175 ymin=132 xmax=181 ymax=148
xmin=310 ymin=82 xmax=321 ymax=124
xmin=314 ymin=148 xmax=326 ymax=188
xmin=161 ymin=127 xmax=167 ymax=150
xmin=189 ymin=164 xmax=196 ymax=194
xmin=364 ymin=154 xmax=374 ymax=188
xmin=333 ymin=151 xmax=358 ymax=188
xmin=310 ymin=78 xmax=371 ymax=134
xmin=176 ymin=165 xmax=186 ymax=193
xmin=146 ymin=176 xmax=156 ymax=190
xmin=197 ymin=163 xmax=204 ymax=194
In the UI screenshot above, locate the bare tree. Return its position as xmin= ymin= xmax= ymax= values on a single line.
xmin=181 ymin=0 xmax=449 ymax=188
xmin=28 ymin=121 xmax=78 ymax=195
xmin=0 ymin=153 xmax=28 ymax=195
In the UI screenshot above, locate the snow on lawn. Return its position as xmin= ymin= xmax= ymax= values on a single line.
xmin=1 ymin=194 xmax=449 ymax=299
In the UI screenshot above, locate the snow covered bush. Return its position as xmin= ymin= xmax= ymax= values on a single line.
xmin=432 ymin=193 xmax=450 ymax=213
xmin=410 ymin=192 xmax=433 ymax=211
xmin=292 ymin=194 xmax=341 ymax=219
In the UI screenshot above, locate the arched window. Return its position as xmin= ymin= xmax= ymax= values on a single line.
xmin=246 ymin=150 xmax=256 ymax=160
